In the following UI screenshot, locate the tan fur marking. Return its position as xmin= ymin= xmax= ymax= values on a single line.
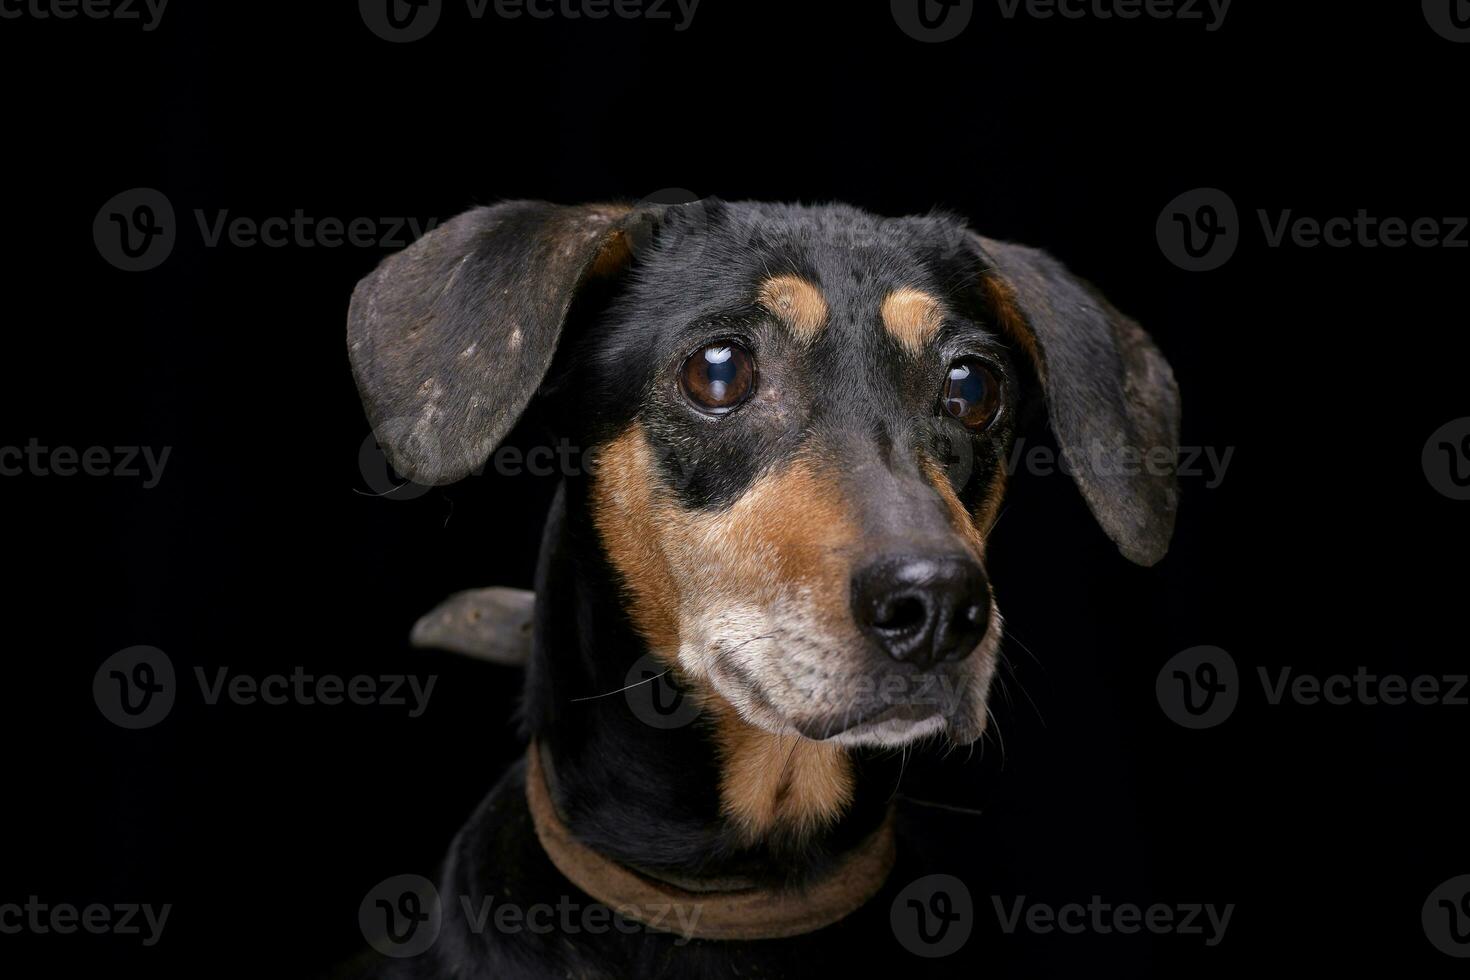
xmin=587 ymin=427 xmax=682 ymax=655
xmin=757 ymin=275 xmax=828 ymax=342
xmin=591 ymin=426 xmax=859 ymax=640
xmin=881 ymin=288 xmax=944 ymax=354
xmin=974 ymin=464 xmax=1008 ymax=538
xmin=711 ymin=702 xmax=855 ymax=843
xmin=588 ymin=228 xmax=633 ymax=279
xmin=919 ymin=456 xmax=992 ymax=558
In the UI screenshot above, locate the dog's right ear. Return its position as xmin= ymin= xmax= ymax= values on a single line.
xmin=347 ymin=201 xmax=645 ymax=485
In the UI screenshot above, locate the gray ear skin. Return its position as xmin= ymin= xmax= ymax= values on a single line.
xmin=410 ymin=587 xmax=534 ymax=667
xmin=347 ymin=201 xmax=637 ymax=486
xmin=972 ymin=236 xmax=1181 ymax=566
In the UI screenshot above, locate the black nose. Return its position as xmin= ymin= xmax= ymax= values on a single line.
xmin=851 ymin=556 xmax=991 ymax=668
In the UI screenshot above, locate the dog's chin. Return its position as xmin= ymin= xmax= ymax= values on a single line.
xmin=823 ymin=709 xmax=950 ymax=748
xmin=707 ymin=673 xmax=989 ymax=750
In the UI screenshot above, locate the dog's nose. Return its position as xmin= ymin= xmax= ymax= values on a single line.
xmin=851 ymin=556 xmax=991 ymax=668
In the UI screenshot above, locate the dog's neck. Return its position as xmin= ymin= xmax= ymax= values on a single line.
xmin=521 ymin=481 xmax=898 ymax=887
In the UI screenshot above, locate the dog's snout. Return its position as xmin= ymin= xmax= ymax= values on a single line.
xmin=850 ymin=555 xmax=991 ymax=668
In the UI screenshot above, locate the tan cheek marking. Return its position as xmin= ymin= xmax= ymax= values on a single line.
xmin=881 ymin=288 xmax=943 ymax=355
xmin=707 ymin=458 xmax=854 ymax=594
xmin=591 ymin=428 xmax=861 ymax=842
xmin=588 ymin=426 xmax=681 ymax=658
xmin=757 ymin=275 xmax=828 ymax=343
xmin=711 ymin=701 xmax=855 ymax=845
xmin=919 ymin=456 xmax=993 ymax=559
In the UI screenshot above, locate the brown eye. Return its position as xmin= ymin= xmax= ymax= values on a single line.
xmin=941 ymin=358 xmax=1001 ymax=430
xmin=679 ymin=342 xmax=755 ymax=414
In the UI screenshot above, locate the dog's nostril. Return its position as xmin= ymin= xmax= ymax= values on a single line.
xmin=852 ymin=555 xmax=991 ymax=668
xmin=875 ymin=595 xmax=927 ymax=634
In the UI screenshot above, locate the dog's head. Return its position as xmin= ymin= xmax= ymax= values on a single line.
xmin=348 ymin=199 xmax=1178 ymax=752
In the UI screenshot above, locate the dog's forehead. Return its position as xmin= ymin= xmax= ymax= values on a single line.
xmin=641 ymin=201 xmax=972 ymax=335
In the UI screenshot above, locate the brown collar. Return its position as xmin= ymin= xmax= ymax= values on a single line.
xmin=524 ymin=741 xmax=896 ymax=941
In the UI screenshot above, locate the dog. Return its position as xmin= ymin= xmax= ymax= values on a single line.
xmin=344 ymin=198 xmax=1180 ymax=978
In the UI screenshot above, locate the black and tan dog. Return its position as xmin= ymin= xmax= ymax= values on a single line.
xmin=345 ymin=199 xmax=1179 ymax=978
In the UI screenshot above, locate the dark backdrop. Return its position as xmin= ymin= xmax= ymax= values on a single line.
xmin=3 ymin=1 xmax=1466 ymax=976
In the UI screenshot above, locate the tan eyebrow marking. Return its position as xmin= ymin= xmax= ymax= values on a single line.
xmin=881 ymin=288 xmax=944 ymax=354
xmin=757 ymin=275 xmax=828 ymax=342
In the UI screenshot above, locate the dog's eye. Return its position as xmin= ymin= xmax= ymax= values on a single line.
xmin=940 ymin=358 xmax=1001 ymax=430
xmin=680 ymin=342 xmax=755 ymax=414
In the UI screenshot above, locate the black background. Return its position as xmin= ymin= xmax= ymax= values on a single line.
xmin=2 ymin=1 xmax=1466 ymax=976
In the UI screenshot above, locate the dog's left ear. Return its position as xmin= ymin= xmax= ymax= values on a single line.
xmin=970 ymin=236 xmax=1181 ymax=566
xmin=347 ymin=201 xmax=644 ymax=485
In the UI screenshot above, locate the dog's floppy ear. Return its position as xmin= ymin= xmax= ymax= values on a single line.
xmin=970 ymin=236 xmax=1181 ymax=566
xmin=347 ymin=201 xmax=641 ymax=485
